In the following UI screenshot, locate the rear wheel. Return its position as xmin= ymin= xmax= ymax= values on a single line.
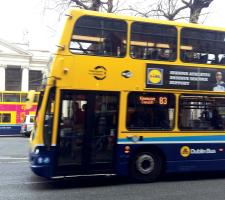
xmin=130 ymin=151 xmax=163 ymax=182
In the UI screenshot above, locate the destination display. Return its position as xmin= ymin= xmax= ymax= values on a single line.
xmin=139 ymin=95 xmax=168 ymax=105
xmin=146 ymin=64 xmax=225 ymax=92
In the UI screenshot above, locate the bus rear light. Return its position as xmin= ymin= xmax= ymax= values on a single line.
xmin=124 ymin=146 xmax=130 ymax=154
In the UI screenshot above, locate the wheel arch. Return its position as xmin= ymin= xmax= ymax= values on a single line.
xmin=130 ymin=144 xmax=167 ymax=171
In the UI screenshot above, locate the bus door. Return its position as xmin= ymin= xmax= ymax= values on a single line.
xmin=56 ymin=91 xmax=119 ymax=175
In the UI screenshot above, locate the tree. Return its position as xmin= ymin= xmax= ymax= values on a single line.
xmin=128 ymin=0 xmax=214 ymax=23
xmin=182 ymin=0 xmax=214 ymax=23
xmin=43 ymin=0 xmax=125 ymax=16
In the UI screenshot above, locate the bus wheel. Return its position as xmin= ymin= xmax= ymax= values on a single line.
xmin=130 ymin=151 xmax=163 ymax=182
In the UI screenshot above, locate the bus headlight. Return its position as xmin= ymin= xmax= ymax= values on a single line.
xmin=43 ymin=157 xmax=50 ymax=164
xmin=37 ymin=157 xmax=43 ymax=164
xmin=34 ymin=148 xmax=40 ymax=154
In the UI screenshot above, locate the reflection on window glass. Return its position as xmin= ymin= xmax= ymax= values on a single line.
xmin=179 ymin=95 xmax=225 ymax=130
xmin=70 ymin=16 xmax=127 ymax=57
xmin=0 ymin=113 xmax=11 ymax=123
xmin=130 ymin=22 xmax=177 ymax=61
xmin=126 ymin=92 xmax=175 ymax=130
xmin=181 ymin=28 xmax=225 ymax=65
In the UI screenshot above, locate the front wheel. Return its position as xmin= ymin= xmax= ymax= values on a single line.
xmin=130 ymin=151 xmax=164 ymax=182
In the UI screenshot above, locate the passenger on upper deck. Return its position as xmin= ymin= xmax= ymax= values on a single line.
xmin=104 ymin=32 xmax=123 ymax=57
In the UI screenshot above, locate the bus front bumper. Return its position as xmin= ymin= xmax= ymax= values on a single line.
xmin=29 ymin=146 xmax=55 ymax=178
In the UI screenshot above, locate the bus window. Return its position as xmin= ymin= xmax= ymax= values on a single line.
xmin=181 ymin=28 xmax=225 ymax=65
xmin=3 ymin=93 xmax=20 ymax=102
xmin=58 ymin=92 xmax=87 ymax=165
xmin=130 ymin=22 xmax=177 ymax=61
xmin=43 ymin=88 xmax=55 ymax=147
xmin=179 ymin=95 xmax=225 ymax=130
xmin=0 ymin=113 xmax=11 ymax=123
xmin=21 ymin=93 xmax=27 ymax=102
xmin=126 ymin=92 xmax=175 ymax=130
xmin=70 ymin=16 xmax=127 ymax=57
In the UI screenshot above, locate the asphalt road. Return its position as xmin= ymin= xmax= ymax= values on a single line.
xmin=1 ymin=137 xmax=225 ymax=200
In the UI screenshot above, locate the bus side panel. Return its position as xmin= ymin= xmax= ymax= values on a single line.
xmin=115 ymin=143 xmax=225 ymax=176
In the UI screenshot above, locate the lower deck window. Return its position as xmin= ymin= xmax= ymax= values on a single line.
xmin=126 ymin=92 xmax=175 ymax=130
xmin=179 ymin=95 xmax=225 ymax=130
xmin=0 ymin=113 xmax=11 ymax=123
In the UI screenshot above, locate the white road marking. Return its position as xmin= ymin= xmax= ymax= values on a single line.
xmin=0 ymin=157 xmax=27 ymax=160
xmin=0 ymin=156 xmax=28 ymax=163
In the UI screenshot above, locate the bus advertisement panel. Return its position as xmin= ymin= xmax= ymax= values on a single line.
xmin=146 ymin=64 xmax=225 ymax=92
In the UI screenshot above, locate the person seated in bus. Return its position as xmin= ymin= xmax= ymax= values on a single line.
xmin=211 ymin=54 xmax=219 ymax=64
xmin=199 ymin=110 xmax=210 ymax=121
xmin=129 ymin=106 xmax=151 ymax=129
xmin=182 ymin=51 xmax=195 ymax=62
xmin=210 ymin=109 xmax=224 ymax=130
xmin=130 ymin=46 xmax=143 ymax=59
xmin=200 ymin=54 xmax=208 ymax=63
xmin=158 ymin=49 xmax=170 ymax=61
xmin=220 ymin=55 xmax=225 ymax=64
xmin=70 ymin=101 xmax=85 ymax=140
xmin=103 ymin=32 xmax=123 ymax=57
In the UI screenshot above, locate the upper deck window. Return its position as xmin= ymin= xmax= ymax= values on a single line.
xmin=181 ymin=28 xmax=225 ymax=65
xmin=3 ymin=93 xmax=20 ymax=102
xmin=70 ymin=16 xmax=127 ymax=57
xmin=130 ymin=22 xmax=177 ymax=61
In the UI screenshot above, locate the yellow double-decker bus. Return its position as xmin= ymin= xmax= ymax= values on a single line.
xmin=29 ymin=9 xmax=225 ymax=182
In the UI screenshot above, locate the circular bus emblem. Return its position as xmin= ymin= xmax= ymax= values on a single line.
xmin=148 ymin=69 xmax=162 ymax=84
xmin=89 ymin=66 xmax=107 ymax=80
xmin=180 ymin=146 xmax=191 ymax=157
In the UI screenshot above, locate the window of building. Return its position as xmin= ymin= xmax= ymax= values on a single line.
xmin=181 ymin=28 xmax=225 ymax=65
xmin=70 ymin=16 xmax=127 ymax=57
xmin=0 ymin=113 xmax=11 ymax=123
xmin=130 ymin=22 xmax=177 ymax=61
xmin=5 ymin=66 xmax=22 ymax=91
xmin=179 ymin=95 xmax=225 ymax=130
xmin=126 ymin=92 xmax=175 ymax=130
xmin=29 ymin=70 xmax=42 ymax=91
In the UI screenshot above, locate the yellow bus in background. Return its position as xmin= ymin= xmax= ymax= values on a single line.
xmin=30 ymin=9 xmax=225 ymax=182
xmin=0 ymin=91 xmax=38 ymax=135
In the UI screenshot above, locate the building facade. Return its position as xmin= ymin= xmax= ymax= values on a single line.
xmin=0 ymin=39 xmax=50 ymax=92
